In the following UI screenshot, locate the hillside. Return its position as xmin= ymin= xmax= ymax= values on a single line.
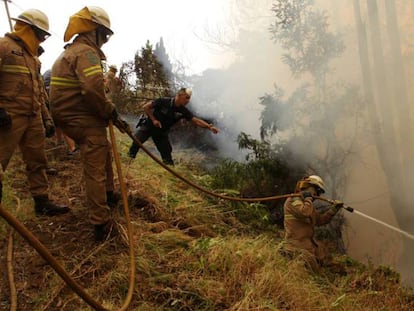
xmin=0 ymin=132 xmax=413 ymax=311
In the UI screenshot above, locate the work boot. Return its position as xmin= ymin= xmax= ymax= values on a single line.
xmin=33 ymin=195 xmax=70 ymax=216
xmin=127 ymin=144 xmax=138 ymax=159
xmin=162 ymin=159 xmax=174 ymax=166
xmin=107 ymin=191 xmax=121 ymax=208
xmin=0 ymin=180 xmax=3 ymax=203
xmin=94 ymin=222 xmax=112 ymax=242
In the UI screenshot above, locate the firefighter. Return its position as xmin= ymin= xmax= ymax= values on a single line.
xmin=49 ymin=6 xmax=124 ymax=242
xmin=104 ymin=64 xmax=122 ymax=101
xmin=128 ymin=88 xmax=220 ymax=165
xmin=282 ymin=175 xmax=343 ymax=271
xmin=0 ymin=9 xmax=69 ymax=215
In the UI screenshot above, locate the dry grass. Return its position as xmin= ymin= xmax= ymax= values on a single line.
xmin=0 ymin=133 xmax=413 ymax=310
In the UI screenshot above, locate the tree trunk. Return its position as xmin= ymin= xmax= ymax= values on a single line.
xmin=363 ymin=0 xmax=414 ymax=281
xmin=384 ymin=0 xmax=414 ymax=190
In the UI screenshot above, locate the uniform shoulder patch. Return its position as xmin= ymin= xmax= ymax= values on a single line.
xmin=86 ymin=51 xmax=100 ymax=65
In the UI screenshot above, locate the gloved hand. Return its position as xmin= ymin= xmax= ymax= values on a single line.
xmin=111 ymin=109 xmax=119 ymax=122
xmin=111 ymin=109 xmax=130 ymax=133
xmin=330 ymin=200 xmax=344 ymax=214
xmin=0 ymin=107 xmax=12 ymax=130
xmin=114 ymin=118 xmax=130 ymax=133
xmin=301 ymin=191 xmax=313 ymax=200
xmin=44 ymin=119 xmax=55 ymax=138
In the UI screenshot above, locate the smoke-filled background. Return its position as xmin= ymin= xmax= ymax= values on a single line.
xmin=183 ymin=0 xmax=414 ymax=285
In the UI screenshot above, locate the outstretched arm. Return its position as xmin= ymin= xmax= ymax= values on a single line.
xmin=191 ymin=117 xmax=219 ymax=134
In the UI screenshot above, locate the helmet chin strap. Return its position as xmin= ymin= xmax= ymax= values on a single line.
xmin=95 ymin=29 xmax=103 ymax=48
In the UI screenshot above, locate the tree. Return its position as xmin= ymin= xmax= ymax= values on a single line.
xmin=134 ymin=40 xmax=171 ymax=98
xmin=268 ymin=0 xmax=364 ymax=199
xmin=154 ymin=37 xmax=173 ymax=82
xmin=353 ymin=0 xmax=414 ymax=274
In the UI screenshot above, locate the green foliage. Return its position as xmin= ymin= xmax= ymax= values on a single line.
xmin=134 ymin=40 xmax=171 ymax=97
xmin=270 ymin=0 xmax=345 ymax=79
xmin=237 ymin=132 xmax=276 ymax=161
xmin=210 ymin=133 xmax=309 ymax=228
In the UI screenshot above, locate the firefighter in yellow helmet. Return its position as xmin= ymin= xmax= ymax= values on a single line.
xmin=282 ymin=175 xmax=343 ymax=271
xmin=104 ymin=64 xmax=123 ymax=101
xmin=0 ymin=9 xmax=69 ymax=215
xmin=49 ymin=6 xmax=124 ymax=241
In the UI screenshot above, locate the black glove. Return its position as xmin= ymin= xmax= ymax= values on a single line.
xmin=44 ymin=119 xmax=55 ymax=138
xmin=301 ymin=191 xmax=313 ymax=200
xmin=331 ymin=200 xmax=344 ymax=213
xmin=111 ymin=109 xmax=119 ymax=122
xmin=114 ymin=118 xmax=130 ymax=133
xmin=111 ymin=109 xmax=130 ymax=133
xmin=0 ymin=108 xmax=12 ymax=130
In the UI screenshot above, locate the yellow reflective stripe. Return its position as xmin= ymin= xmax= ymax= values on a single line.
xmin=50 ymin=77 xmax=80 ymax=87
xmin=284 ymin=214 xmax=297 ymax=220
xmin=291 ymin=200 xmax=302 ymax=207
xmin=83 ymin=65 xmax=102 ymax=77
xmin=0 ymin=64 xmax=30 ymax=74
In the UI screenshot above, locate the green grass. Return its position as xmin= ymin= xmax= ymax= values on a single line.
xmin=0 ymin=132 xmax=413 ymax=310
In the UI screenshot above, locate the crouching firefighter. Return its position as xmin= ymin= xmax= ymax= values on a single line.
xmin=281 ymin=175 xmax=343 ymax=271
xmin=0 ymin=9 xmax=69 ymax=215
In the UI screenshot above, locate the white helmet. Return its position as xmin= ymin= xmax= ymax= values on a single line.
xmin=87 ymin=6 xmax=113 ymax=35
xmin=12 ymin=9 xmax=50 ymax=35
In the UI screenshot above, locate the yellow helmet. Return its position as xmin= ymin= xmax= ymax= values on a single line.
xmin=304 ymin=175 xmax=326 ymax=193
xmin=12 ymin=9 xmax=50 ymax=36
xmin=87 ymin=6 xmax=113 ymax=35
xmin=296 ymin=175 xmax=326 ymax=193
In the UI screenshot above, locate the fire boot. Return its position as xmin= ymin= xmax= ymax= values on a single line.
xmin=33 ymin=195 xmax=70 ymax=216
xmin=94 ymin=222 xmax=111 ymax=242
xmin=107 ymin=191 xmax=121 ymax=208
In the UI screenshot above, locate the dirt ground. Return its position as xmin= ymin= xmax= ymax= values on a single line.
xmin=0 ymin=141 xmax=152 ymax=310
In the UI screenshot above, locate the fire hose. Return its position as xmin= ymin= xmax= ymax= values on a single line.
xmin=0 ymin=119 xmax=356 ymax=310
xmin=0 ymin=121 xmax=134 ymax=311
xmin=117 ymin=120 xmax=354 ymax=208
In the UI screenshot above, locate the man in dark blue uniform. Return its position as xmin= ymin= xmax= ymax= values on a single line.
xmin=128 ymin=88 xmax=219 ymax=165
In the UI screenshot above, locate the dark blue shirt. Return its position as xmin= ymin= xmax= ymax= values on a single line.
xmin=148 ymin=97 xmax=194 ymax=131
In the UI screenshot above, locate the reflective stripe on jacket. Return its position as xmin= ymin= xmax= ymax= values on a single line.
xmin=0 ymin=34 xmax=43 ymax=115
xmin=49 ymin=35 xmax=114 ymax=128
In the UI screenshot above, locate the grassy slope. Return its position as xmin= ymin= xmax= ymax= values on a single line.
xmin=0 ymin=132 xmax=413 ymax=311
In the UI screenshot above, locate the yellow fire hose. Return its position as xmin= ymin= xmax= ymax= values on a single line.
xmin=0 ymin=122 xmax=135 ymax=311
xmin=108 ymin=120 xmax=135 ymax=311
xmin=0 ymin=120 xmax=352 ymax=310
xmin=121 ymin=124 xmax=354 ymax=209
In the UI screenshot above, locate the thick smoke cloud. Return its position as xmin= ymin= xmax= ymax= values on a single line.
xmin=189 ymin=0 xmax=414 ymax=285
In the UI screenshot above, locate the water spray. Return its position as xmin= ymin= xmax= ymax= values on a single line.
xmin=352 ymin=210 xmax=414 ymax=241
xmin=315 ymin=196 xmax=414 ymax=241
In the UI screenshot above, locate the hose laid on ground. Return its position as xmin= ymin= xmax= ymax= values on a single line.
xmin=0 ymin=203 xmax=107 ymax=310
xmin=108 ymin=121 xmax=135 ymax=311
xmin=0 ymin=123 xmax=136 ymax=311
xmin=121 ymin=124 xmax=356 ymax=214
xmin=0 ymin=122 xmax=349 ymax=310
xmin=122 ymin=125 xmax=300 ymax=203
xmin=6 ymin=196 xmax=21 ymax=311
